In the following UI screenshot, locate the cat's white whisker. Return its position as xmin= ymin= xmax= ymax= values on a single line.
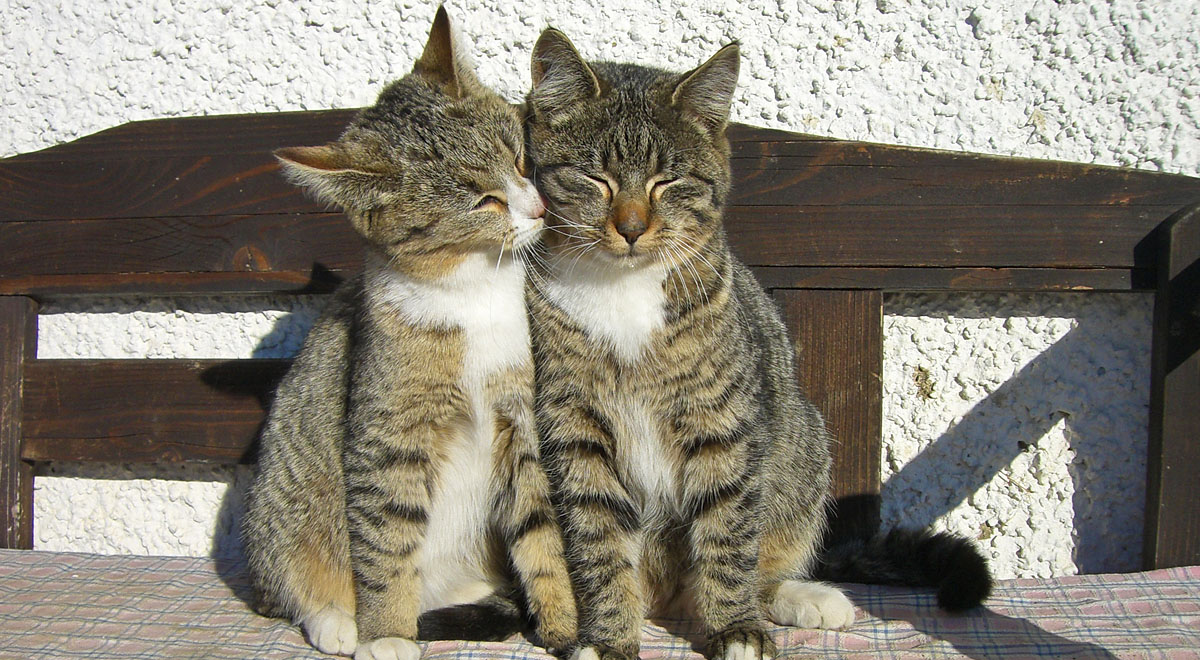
xmin=495 ymin=230 xmax=508 ymax=276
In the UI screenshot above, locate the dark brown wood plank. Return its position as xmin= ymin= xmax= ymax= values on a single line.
xmin=727 ymin=204 xmax=1177 ymax=269
xmin=6 ymin=113 xmax=1197 ymax=223
xmin=1146 ymin=203 xmax=1200 ymax=569
xmin=0 ymin=204 xmax=1174 ymax=292
xmin=775 ymin=289 xmax=883 ymax=538
xmin=0 ymin=213 xmax=361 ymax=279
xmin=3 ymin=111 xmax=1195 ymax=292
xmin=728 ymin=157 xmax=1200 ymax=209
xmin=6 ymin=146 xmax=1193 ymax=224
xmin=0 ymin=296 xmax=37 ymax=549
xmin=751 ymin=266 xmax=1139 ymax=292
xmin=0 ymin=270 xmax=346 ymax=298
xmin=0 ymin=155 xmax=306 ymax=223
xmin=1 ymin=266 xmax=1137 ymax=299
xmin=21 ymin=359 xmax=290 ymax=464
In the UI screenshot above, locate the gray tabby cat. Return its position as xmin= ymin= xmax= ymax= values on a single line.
xmin=242 ymin=10 xmax=576 ymax=660
xmin=524 ymin=29 xmax=991 ymax=660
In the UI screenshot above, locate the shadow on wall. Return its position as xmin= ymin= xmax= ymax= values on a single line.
xmin=879 ymin=293 xmax=1152 ymax=575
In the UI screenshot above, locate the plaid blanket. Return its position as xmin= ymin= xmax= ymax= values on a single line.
xmin=1 ymin=550 xmax=1196 ymax=659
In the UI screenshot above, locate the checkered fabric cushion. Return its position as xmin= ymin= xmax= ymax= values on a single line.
xmin=1 ymin=550 xmax=1196 ymax=659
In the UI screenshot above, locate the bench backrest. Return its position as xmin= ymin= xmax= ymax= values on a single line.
xmin=2 ymin=110 xmax=1198 ymax=568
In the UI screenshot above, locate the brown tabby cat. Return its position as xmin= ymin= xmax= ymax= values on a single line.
xmin=524 ymin=28 xmax=991 ymax=660
xmin=242 ymin=10 xmax=576 ymax=660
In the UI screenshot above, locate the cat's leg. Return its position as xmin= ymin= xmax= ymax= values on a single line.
xmin=253 ymin=532 xmax=358 ymax=655
xmin=758 ymin=528 xmax=855 ymax=630
xmin=496 ymin=406 xmax=578 ymax=652
xmin=539 ymin=398 xmax=645 ymax=660
xmin=285 ymin=535 xmax=358 ymax=655
xmin=680 ymin=433 xmax=776 ymax=660
xmin=342 ymin=396 xmax=444 ymax=653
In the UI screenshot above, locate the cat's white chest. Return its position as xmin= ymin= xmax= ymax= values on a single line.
xmin=611 ymin=397 xmax=679 ymax=518
xmin=368 ymin=253 xmax=531 ymax=381
xmin=544 ymin=259 xmax=668 ymax=365
xmin=367 ymin=254 xmax=530 ymax=610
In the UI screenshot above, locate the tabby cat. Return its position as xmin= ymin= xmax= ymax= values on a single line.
xmin=523 ymin=29 xmax=992 ymax=660
xmin=241 ymin=10 xmax=576 ymax=660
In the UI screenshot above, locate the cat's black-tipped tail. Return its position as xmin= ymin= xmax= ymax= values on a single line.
xmin=814 ymin=527 xmax=993 ymax=611
xmin=416 ymin=593 xmax=527 ymax=641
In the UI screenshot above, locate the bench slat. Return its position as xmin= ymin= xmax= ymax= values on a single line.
xmin=754 ymin=266 xmax=1137 ymax=292
xmin=726 ymin=204 xmax=1175 ymax=269
xmin=7 ymin=135 xmax=1196 ymax=223
xmin=0 ymin=213 xmax=357 ymax=281
xmin=0 ymin=204 xmax=1171 ymax=275
xmin=1147 ymin=204 xmax=1200 ymax=568
xmin=0 ymin=297 xmax=36 ymax=548
xmin=21 ymin=359 xmax=288 ymax=464
xmin=4 ymin=113 xmax=1197 ymax=300
xmin=0 ymin=203 xmax=1179 ymax=296
xmin=777 ymin=289 xmax=883 ymax=538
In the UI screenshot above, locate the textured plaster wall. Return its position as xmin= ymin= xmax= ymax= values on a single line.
xmin=5 ymin=0 xmax=1197 ymax=579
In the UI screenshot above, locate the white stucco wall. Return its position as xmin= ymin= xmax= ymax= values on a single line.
xmin=5 ymin=0 xmax=1197 ymax=579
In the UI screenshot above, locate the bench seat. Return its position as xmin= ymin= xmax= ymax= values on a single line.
xmin=2 ymin=549 xmax=1196 ymax=658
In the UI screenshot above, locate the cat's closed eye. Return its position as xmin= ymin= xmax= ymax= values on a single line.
xmin=584 ymin=174 xmax=616 ymax=201
xmin=648 ymin=177 xmax=677 ymax=203
xmin=474 ymin=194 xmax=507 ymax=211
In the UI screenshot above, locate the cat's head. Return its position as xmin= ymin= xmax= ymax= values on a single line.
xmin=526 ymin=28 xmax=739 ymax=269
xmin=275 ymin=7 xmax=544 ymax=278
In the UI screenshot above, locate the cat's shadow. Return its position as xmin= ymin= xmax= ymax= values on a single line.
xmin=841 ymin=584 xmax=1120 ymax=660
xmin=876 ymin=293 xmax=1151 ymax=574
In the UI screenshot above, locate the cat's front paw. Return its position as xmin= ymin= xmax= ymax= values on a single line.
xmin=303 ymin=604 xmax=357 ymax=656
xmin=354 ymin=637 xmax=420 ymax=660
xmin=707 ymin=625 xmax=776 ymax=660
xmin=768 ymin=580 xmax=856 ymax=629
xmin=535 ymin=622 xmax=577 ymax=656
xmin=570 ymin=644 xmax=637 ymax=660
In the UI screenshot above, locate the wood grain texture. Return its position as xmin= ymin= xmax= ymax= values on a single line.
xmin=21 ymin=359 xmax=289 ymax=464
xmin=0 ymin=297 xmax=37 ymax=549
xmin=0 ymin=270 xmax=345 ymax=298
xmin=751 ymin=266 xmax=1138 ymax=292
xmin=0 ymin=213 xmax=360 ymax=279
xmin=724 ymin=204 xmax=1174 ymax=269
xmin=775 ymin=289 xmax=883 ymax=538
xmin=3 ymin=112 xmax=1197 ymax=297
xmin=1146 ymin=203 xmax=1200 ymax=569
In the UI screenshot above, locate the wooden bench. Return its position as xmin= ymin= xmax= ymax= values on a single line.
xmin=1 ymin=111 xmax=1198 ymax=657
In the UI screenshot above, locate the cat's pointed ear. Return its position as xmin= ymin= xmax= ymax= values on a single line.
xmin=530 ymin=28 xmax=601 ymax=120
xmin=672 ymin=42 xmax=740 ymax=133
xmin=274 ymin=144 xmax=391 ymax=211
xmin=413 ymin=5 xmax=481 ymax=98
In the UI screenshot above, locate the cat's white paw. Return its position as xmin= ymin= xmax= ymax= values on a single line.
xmin=768 ymin=580 xmax=856 ymax=629
xmin=354 ymin=637 xmax=421 ymax=660
xmin=570 ymin=647 xmax=601 ymax=660
xmin=721 ymin=640 xmax=774 ymax=660
xmin=303 ymin=604 xmax=357 ymax=656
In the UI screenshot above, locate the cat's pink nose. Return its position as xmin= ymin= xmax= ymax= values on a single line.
xmin=532 ymin=194 xmax=546 ymax=219
xmin=613 ymin=200 xmax=648 ymax=244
